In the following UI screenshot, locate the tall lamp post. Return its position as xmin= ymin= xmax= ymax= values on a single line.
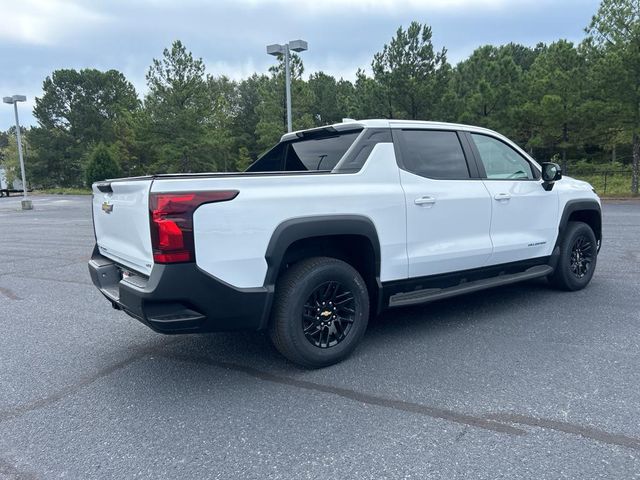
xmin=3 ymin=94 xmax=32 ymax=210
xmin=266 ymin=40 xmax=308 ymax=133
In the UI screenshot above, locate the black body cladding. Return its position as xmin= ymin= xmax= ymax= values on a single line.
xmin=88 ymin=246 xmax=271 ymax=333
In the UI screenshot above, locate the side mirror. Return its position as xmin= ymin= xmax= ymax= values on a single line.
xmin=541 ymin=162 xmax=562 ymax=191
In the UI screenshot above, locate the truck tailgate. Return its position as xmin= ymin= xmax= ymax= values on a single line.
xmin=92 ymin=180 xmax=154 ymax=276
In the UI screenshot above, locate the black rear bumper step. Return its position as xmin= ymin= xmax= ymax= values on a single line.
xmin=88 ymin=246 xmax=273 ymax=333
xmin=388 ymin=265 xmax=553 ymax=308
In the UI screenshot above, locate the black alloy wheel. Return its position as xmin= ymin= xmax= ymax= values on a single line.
xmin=302 ymin=281 xmax=356 ymax=348
xmin=569 ymin=235 xmax=594 ymax=279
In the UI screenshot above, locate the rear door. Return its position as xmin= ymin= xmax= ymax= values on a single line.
xmin=467 ymin=132 xmax=559 ymax=265
xmin=92 ymin=179 xmax=154 ymax=275
xmin=395 ymin=129 xmax=493 ymax=278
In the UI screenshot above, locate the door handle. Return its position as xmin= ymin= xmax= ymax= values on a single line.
xmin=414 ymin=196 xmax=437 ymax=206
xmin=493 ymin=193 xmax=511 ymax=201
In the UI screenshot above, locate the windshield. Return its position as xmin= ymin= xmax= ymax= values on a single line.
xmin=246 ymin=130 xmax=362 ymax=172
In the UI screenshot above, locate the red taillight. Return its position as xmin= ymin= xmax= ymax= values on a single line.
xmin=149 ymin=190 xmax=239 ymax=264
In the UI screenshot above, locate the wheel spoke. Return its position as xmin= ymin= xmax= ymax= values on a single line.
xmin=336 ymin=315 xmax=354 ymax=324
xmin=569 ymin=234 xmax=595 ymax=280
xmin=333 ymin=320 xmax=344 ymax=337
xmin=322 ymin=282 xmax=336 ymax=302
xmin=304 ymin=323 xmax=320 ymax=334
xmin=302 ymin=280 xmax=356 ymax=348
xmin=334 ymin=295 xmax=354 ymax=306
xmin=321 ymin=327 xmax=329 ymax=348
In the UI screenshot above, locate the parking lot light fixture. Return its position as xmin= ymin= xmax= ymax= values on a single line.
xmin=266 ymin=40 xmax=308 ymax=133
xmin=3 ymin=94 xmax=32 ymax=210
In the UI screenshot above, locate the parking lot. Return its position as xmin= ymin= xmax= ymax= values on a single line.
xmin=0 ymin=195 xmax=639 ymax=479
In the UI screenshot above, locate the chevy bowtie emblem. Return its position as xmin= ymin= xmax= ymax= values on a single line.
xmin=102 ymin=201 xmax=113 ymax=214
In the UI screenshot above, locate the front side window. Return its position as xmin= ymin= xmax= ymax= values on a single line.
xmin=471 ymin=134 xmax=535 ymax=180
xmin=246 ymin=131 xmax=361 ymax=172
xmin=398 ymin=130 xmax=470 ymax=179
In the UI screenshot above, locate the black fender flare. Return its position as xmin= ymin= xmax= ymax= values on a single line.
xmin=557 ymin=199 xmax=602 ymax=247
xmin=263 ymin=215 xmax=382 ymax=286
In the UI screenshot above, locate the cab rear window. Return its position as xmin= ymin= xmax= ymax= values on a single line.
xmin=247 ymin=130 xmax=362 ymax=172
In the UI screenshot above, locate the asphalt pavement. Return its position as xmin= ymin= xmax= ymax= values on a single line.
xmin=0 ymin=194 xmax=639 ymax=479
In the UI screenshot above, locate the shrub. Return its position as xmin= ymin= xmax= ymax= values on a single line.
xmin=85 ymin=143 xmax=121 ymax=187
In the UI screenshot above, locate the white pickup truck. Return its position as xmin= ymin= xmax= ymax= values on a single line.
xmin=89 ymin=120 xmax=601 ymax=367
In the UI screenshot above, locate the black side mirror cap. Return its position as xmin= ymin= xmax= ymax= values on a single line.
xmin=541 ymin=162 xmax=562 ymax=191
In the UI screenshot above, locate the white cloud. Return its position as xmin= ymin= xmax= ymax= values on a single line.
xmin=0 ymin=0 xmax=110 ymax=46
xmin=227 ymin=0 xmax=536 ymax=12
xmin=127 ymin=0 xmax=540 ymax=12
xmin=205 ymin=58 xmax=263 ymax=81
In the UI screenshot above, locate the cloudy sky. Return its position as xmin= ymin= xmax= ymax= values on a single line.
xmin=0 ymin=0 xmax=600 ymax=130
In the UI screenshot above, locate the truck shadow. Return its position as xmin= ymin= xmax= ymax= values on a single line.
xmin=168 ymin=277 xmax=559 ymax=368
xmin=369 ymin=278 xmax=552 ymax=332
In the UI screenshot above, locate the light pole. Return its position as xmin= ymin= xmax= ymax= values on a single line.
xmin=3 ymin=94 xmax=32 ymax=210
xmin=267 ymin=40 xmax=308 ymax=133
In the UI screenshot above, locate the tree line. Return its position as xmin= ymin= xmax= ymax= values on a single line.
xmin=0 ymin=0 xmax=638 ymax=194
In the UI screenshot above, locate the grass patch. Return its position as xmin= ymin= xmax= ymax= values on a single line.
xmin=35 ymin=187 xmax=92 ymax=195
xmin=571 ymin=172 xmax=634 ymax=196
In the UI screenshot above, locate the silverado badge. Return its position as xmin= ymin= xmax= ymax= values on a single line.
xmin=101 ymin=201 xmax=113 ymax=214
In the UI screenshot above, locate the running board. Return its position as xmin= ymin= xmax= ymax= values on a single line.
xmin=388 ymin=265 xmax=553 ymax=308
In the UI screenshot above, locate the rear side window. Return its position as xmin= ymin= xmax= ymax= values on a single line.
xmin=397 ymin=130 xmax=470 ymax=179
xmin=247 ymin=131 xmax=361 ymax=172
xmin=250 ymin=143 xmax=285 ymax=172
xmin=287 ymin=132 xmax=360 ymax=171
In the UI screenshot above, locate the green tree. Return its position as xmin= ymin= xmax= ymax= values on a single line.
xmin=85 ymin=143 xmax=121 ymax=186
xmin=30 ymin=68 xmax=138 ymax=186
xmin=451 ymin=45 xmax=523 ymax=136
xmin=232 ymin=74 xmax=269 ymax=159
xmin=586 ymin=0 xmax=640 ymax=194
xmin=352 ymin=69 xmax=387 ymax=119
xmin=335 ymin=79 xmax=357 ymax=119
xmin=308 ymin=72 xmax=349 ymax=125
xmin=525 ymin=40 xmax=586 ymax=169
xmin=235 ymin=146 xmax=253 ymax=171
xmin=27 ymin=127 xmax=79 ymax=187
xmin=116 ymin=110 xmax=147 ymax=177
xmin=0 ymin=128 xmax=26 ymax=186
xmin=502 ymin=42 xmax=545 ymax=71
xmin=371 ymin=21 xmax=450 ymax=120
xmin=0 ymin=131 xmax=8 ymax=163
xmin=144 ymin=40 xmax=212 ymax=173
xmin=206 ymin=75 xmax=238 ymax=171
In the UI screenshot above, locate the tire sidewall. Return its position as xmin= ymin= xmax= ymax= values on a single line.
xmin=558 ymin=222 xmax=597 ymax=290
xmin=280 ymin=260 xmax=369 ymax=366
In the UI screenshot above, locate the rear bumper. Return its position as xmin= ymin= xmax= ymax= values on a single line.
xmin=88 ymin=246 xmax=273 ymax=334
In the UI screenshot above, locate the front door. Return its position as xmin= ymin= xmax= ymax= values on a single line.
xmin=467 ymin=132 xmax=559 ymax=265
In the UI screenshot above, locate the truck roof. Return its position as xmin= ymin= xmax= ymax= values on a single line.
xmin=280 ymin=119 xmax=501 ymax=142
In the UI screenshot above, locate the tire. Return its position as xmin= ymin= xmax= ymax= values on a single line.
xmin=548 ymin=221 xmax=598 ymax=291
xmin=269 ymin=257 xmax=369 ymax=368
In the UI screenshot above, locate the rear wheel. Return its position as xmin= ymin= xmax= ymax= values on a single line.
xmin=548 ymin=221 xmax=597 ymax=291
xmin=269 ymin=257 xmax=369 ymax=368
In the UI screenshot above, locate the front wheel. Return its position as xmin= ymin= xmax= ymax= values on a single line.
xmin=548 ymin=221 xmax=598 ymax=291
xmin=269 ymin=257 xmax=369 ymax=368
